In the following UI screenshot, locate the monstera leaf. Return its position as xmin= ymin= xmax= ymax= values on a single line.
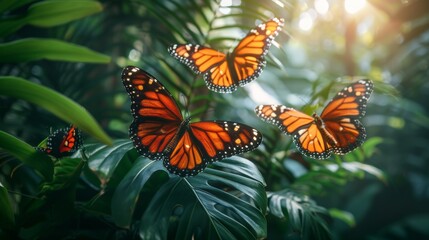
xmin=112 ymin=156 xmax=267 ymax=240
xmin=268 ymin=190 xmax=332 ymax=240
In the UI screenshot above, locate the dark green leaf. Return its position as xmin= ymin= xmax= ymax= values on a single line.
xmin=111 ymin=157 xmax=166 ymax=228
xmin=141 ymin=160 xmax=267 ymax=239
xmin=41 ymin=157 xmax=85 ymax=193
xmin=268 ymin=190 xmax=332 ymax=239
xmin=0 ymin=130 xmax=53 ymax=180
xmin=112 ymin=156 xmax=267 ymax=239
xmin=0 ymin=38 xmax=110 ymax=63
xmin=0 ymin=0 xmax=102 ymax=37
xmin=329 ymin=208 xmax=355 ymax=227
xmin=0 ymin=77 xmax=112 ymax=145
xmin=0 ymin=182 xmax=15 ymax=230
xmin=26 ymin=0 xmax=103 ymax=27
xmin=0 ymin=0 xmax=35 ymax=13
xmin=86 ymin=139 xmax=134 ymax=183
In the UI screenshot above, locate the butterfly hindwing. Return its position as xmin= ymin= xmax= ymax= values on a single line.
xmin=232 ymin=17 xmax=284 ymax=87
xmin=122 ymin=66 xmax=262 ymax=177
xmin=168 ymin=17 xmax=284 ymax=93
xmin=164 ymin=121 xmax=262 ymax=177
xmin=255 ymin=79 xmax=373 ymax=159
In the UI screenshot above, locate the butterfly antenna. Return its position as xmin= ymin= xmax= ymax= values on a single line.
xmin=184 ymin=74 xmax=199 ymax=112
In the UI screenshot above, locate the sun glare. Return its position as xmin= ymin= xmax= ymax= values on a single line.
xmin=314 ymin=0 xmax=329 ymax=15
xmin=345 ymin=0 xmax=366 ymax=14
xmin=219 ymin=0 xmax=233 ymax=14
xmin=298 ymin=12 xmax=314 ymax=31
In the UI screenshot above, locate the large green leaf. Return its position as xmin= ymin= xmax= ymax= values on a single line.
xmin=0 ymin=77 xmax=112 ymax=145
xmin=0 ymin=130 xmax=53 ymax=179
xmin=26 ymin=0 xmax=102 ymax=27
xmin=41 ymin=157 xmax=85 ymax=193
xmin=86 ymin=139 xmax=134 ymax=184
xmin=112 ymin=156 xmax=267 ymax=239
xmin=111 ymin=157 xmax=166 ymax=228
xmin=0 ymin=0 xmax=102 ymax=37
xmin=268 ymin=190 xmax=332 ymax=240
xmin=0 ymin=38 xmax=110 ymax=63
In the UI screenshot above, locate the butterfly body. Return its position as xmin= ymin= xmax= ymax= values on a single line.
xmin=122 ymin=66 xmax=262 ymax=177
xmin=255 ymin=79 xmax=373 ymax=159
xmin=168 ymin=17 xmax=284 ymax=93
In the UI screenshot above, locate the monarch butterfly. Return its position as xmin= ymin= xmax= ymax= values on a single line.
xmin=255 ymin=79 xmax=373 ymax=159
xmin=37 ymin=125 xmax=82 ymax=158
xmin=168 ymin=17 xmax=284 ymax=93
xmin=122 ymin=66 xmax=262 ymax=177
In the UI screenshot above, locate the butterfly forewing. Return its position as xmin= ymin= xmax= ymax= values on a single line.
xmin=232 ymin=17 xmax=284 ymax=87
xmin=58 ymin=126 xmax=81 ymax=154
xmin=320 ymin=79 xmax=373 ymax=155
xmin=122 ymin=66 xmax=183 ymax=159
xmin=168 ymin=17 xmax=284 ymax=93
xmin=255 ymin=105 xmax=314 ymax=133
xmin=321 ymin=79 xmax=373 ymax=120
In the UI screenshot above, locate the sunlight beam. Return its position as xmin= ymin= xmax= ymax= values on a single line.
xmin=345 ymin=0 xmax=366 ymax=14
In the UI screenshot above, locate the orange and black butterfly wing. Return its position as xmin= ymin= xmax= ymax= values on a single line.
xmin=164 ymin=121 xmax=262 ymax=177
xmin=38 ymin=125 xmax=82 ymax=158
xmin=122 ymin=66 xmax=184 ymax=160
xmin=58 ymin=125 xmax=82 ymax=155
xmin=255 ymin=105 xmax=334 ymax=159
xmin=168 ymin=44 xmax=237 ymax=93
xmin=320 ymin=79 xmax=373 ymax=155
xmin=231 ymin=17 xmax=284 ymax=87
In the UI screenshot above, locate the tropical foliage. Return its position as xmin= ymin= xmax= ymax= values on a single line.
xmin=1 ymin=0 xmax=428 ymax=239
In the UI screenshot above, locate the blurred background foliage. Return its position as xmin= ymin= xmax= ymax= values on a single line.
xmin=1 ymin=0 xmax=429 ymax=239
